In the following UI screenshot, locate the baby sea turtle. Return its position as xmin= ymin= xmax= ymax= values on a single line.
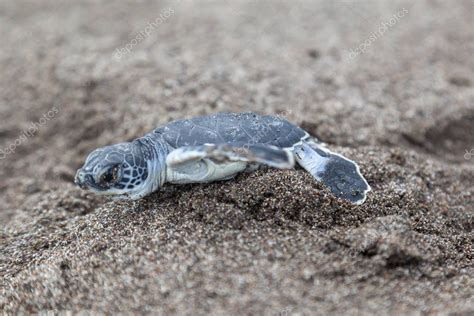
xmin=75 ymin=112 xmax=370 ymax=204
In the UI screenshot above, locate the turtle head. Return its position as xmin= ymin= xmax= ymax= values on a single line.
xmin=75 ymin=141 xmax=151 ymax=199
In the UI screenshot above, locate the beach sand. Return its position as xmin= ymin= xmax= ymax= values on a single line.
xmin=1 ymin=0 xmax=473 ymax=314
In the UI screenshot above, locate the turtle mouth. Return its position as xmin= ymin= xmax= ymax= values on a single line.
xmin=75 ymin=169 xmax=95 ymax=190
xmin=75 ymin=169 xmax=107 ymax=191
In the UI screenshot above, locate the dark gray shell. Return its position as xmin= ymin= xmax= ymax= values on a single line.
xmin=153 ymin=112 xmax=308 ymax=149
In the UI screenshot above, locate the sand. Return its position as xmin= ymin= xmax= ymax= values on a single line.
xmin=0 ymin=0 xmax=473 ymax=314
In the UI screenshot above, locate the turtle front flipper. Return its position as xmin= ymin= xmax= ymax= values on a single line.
xmin=165 ymin=143 xmax=295 ymax=184
xmin=166 ymin=143 xmax=294 ymax=169
xmin=293 ymin=141 xmax=370 ymax=204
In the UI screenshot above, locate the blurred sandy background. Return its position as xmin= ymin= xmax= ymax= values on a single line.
xmin=0 ymin=0 xmax=473 ymax=314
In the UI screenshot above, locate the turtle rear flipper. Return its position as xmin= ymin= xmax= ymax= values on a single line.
xmin=293 ymin=141 xmax=370 ymax=204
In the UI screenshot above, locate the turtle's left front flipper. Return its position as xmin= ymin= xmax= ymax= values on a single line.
xmin=293 ymin=141 xmax=371 ymax=205
xmin=166 ymin=143 xmax=295 ymax=169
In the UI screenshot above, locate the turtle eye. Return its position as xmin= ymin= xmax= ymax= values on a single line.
xmin=100 ymin=165 xmax=120 ymax=185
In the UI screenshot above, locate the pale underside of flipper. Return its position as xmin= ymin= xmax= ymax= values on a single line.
xmin=293 ymin=141 xmax=371 ymax=204
xmin=166 ymin=143 xmax=295 ymax=169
